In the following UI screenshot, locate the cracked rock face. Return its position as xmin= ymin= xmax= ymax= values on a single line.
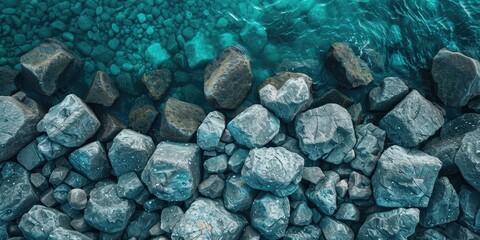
xmin=419 ymin=177 xmax=459 ymax=228
xmin=306 ymin=171 xmax=340 ymax=216
xmin=371 ymin=145 xmax=442 ymax=208
xmin=196 ymin=111 xmax=225 ymax=151
xmin=295 ymin=103 xmax=356 ymax=163
xmin=19 ymin=205 xmax=71 ymax=240
xmin=251 ymin=193 xmax=290 ymax=240
xmin=357 ymin=208 xmax=419 ymax=240
xmin=350 ymin=123 xmax=386 ymax=176
xmin=455 ymin=129 xmax=480 ymax=192
xmin=69 ymin=141 xmax=110 ymax=181
xmin=223 ymin=174 xmax=257 ymax=212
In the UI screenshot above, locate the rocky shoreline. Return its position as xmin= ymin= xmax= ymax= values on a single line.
xmin=1 ymin=38 xmax=480 ymax=240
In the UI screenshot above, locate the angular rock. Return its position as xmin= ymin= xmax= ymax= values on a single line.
xmin=85 ymin=71 xmax=119 ymax=107
xmin=49 ymin=166 xmax=69 ymax=186
xmin=116 ymin=172 xmax=144 ymax=199
xmin=357 ymin=208 xmax=420 ymax=240
xmin=259 ymin=72 xmax=313 ymax=122
xmin=95 ymin=113 xmax=125 ymax=142
xmin=198 ymin=174 xmax=225 ymax=199
xmin=204 ymin=46 xmax=252 ymax=109
xmin=295 ymin=103 xmax=356 ymax=163
xmin=241 ymin=226 xmax=261 ymax=240
xmin=69 ymin=141 xmax=110 ymax=181
xmin=128 ymin=96 xmax=158 ymax=134
xmin=311 ymin=89 xmax=353 ymax=109
xmin=444 ymin=222 xmax=480 ymax=240
xmin=458 ymin=187 xmax=480 ymax=234
xmin=31 ymin=172 xmax=48 ymax=191
xmin=422 ymin=136 xmax=461 ymax=175
xmin=251 ymin=193 xmax=290 ymax=240
xmin=227 ymin=104 xmax=280 ymax=148
xmin=204 ymin=154 xmax=228 ymax=174
xmin=160 ymin=206 xmax=184 ymax=234
xmin=125 ymin=211 xmax=160 ymax=240
xmin=379 ymin=90 xmax=444 ymax=147
xmin=141 ymin=142 xmax=201 ymax=201
xmin=419 ymin=177 xmax=459 ymax=228
xmin=68 ymin=188 xmax=87 ymax=210
xmin=159 ymin=98 xmax=206 ymax=142
xmin=441 ymin=113 xmax=480 ymax=138
xmin=302 ymin=167 xmax=324 ymax=184
xmin=36 ymin=134 xmax=69 ymax=161
xmin=108 ymin=129 xmax=155 ymax=177
xmin=141 ymin=69 xmax=172 ymax=100
xmin=19 ymin=205 xmax=71 ymax=240
xmin=228 ymin=148 xmax=249 ymax=173
xmin=335 ymin=179 xmax=348 ymax=198
xmin=37 ymin=94 xmax=100 ymax=148
xmin=84 ymin=183 xmax=135 ymax=234
xmin=414 ymin=229 xmax=446 ymax=240
xmin=368 ymin=77 xmax=409 ymax=111
xmin=372 ymin=145 xmax=442 ymax=207
xmin=350 ymin=123 xmax=386 ymax=176
xmin=184 ymin=33 xmax=215 ymax=69
xmin=455 ymin=129 xmax=480 ymax=192
xmin=325 ymin=42 xmax=373 ymax=89
xmin=48 ymin=227 xmax=89 ymax=240
xmin=17 ymin=139 xmax=46 ymax=170
xmin=0 ymin=67 xmax=18 ymax=96
xmin=290 ymin=201 xmax=313 ymax=226
xmin=320 ymin=216 xmax=355 ymax=240
xmin=432 ymin=48 xmax=480 ymax=106
xmin=348 ymin=171 xmax=372 ymax=200
xmin=223 ymin=174 xmax=257 ymax=212
xmin=284 ymin=225 xmax=322 ymax=240
xmin=171 ymin=198 xmax=247 ymax=239
xmin=334 ymin=203 xmax=360 ymax=222
xmin=306 ymin=171 xmax=340 ymax=215
xmin=197 ymin=111 xmax=225 ymax=151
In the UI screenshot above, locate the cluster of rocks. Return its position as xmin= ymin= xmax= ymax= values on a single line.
xmin=1 ymin=36 xmax=480 ymax=240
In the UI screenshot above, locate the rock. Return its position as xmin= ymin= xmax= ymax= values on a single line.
xmin=95 ymin=113 xmax=125 ymax=142
xmin=198 ymin=174 xmax=225 ymax=199
xmin=197 ymin=111 xmax=225 ymax=150
xmin=284 ymin=225 xmax=322 ymax=240
xmin=19 ymin=205 xmax=71 ymax=240
xmin=368 ymin=77 xmax=409 ymax=111
xmin=357 ymin=208 xmax=420 ymax=240
xmin=84 ymin=183 xmax=135 ymax=234
xmin=241 ymin=147 xmax=304 ymax=196
xmin=0 ymin=67 xmax=18 ymax=96
xmin=334 ymin=203 xmax=360 ymax=222
xmin=159 ymin=98 xmax=206 ymax=142
xmin=414 ymin=229 xmax=447 ymax=240
xmin=141 ymin=142 xmax=201 ymax=201
xmin=251 ymin=193 xmax=290 ymax=239
xmin=204 ymin=46 xmax=253 ymax=109
xmin=141 ymin=69 xmax=172 ymax=100
xmin=30 ymin=172 xmax=48 ymax=191
xmin=223 ymin=174 xmax=257 ymax=212
xmin=432 ymin=48 xmax=480 ymax=106
xmin=68 ymin=188 xmax=88 ymax=210
xmin=228 ymin=148 xmax=249 ymax=173
xmin=240 ymin=23 xmax=267 ymax=54
xmin=36 ymin=134 xmax=69 ymax=161
xmin=49 ymin=166 xmax=69 ymax=186
xmin=240 ymin=226 xmax=261 ymax=240
xmin=17 ymin=139 xmax=46 ymax=170
xmin=290 ymin=201 xmax=313 ymax=226
xmin=0 ymin=162 xmax=38 ymax=221
xmin=85 ymin=71 xmax=119 ymax=107
xmin=160 ymin=206 xmax=184 ymax=234
xmin=116 ymin=172 xmax=144 ymax=199
xmin=37 ymin=94 xmax=100 ymax=148
xmin=419 ymin=177 xmax=459 ymax=228
xmin=146 ymin=43 xmax=171 ymax=67
xmin=53 ymin=183 xmax=71 ymax=204
xmin=348 ymin=171 xmax=372 ymax=200
xmin=311 ymin=89 xmax=353 ymax=109
xmin=444 ymin=222 xmax=480 ymax=240
xmin=204 ymin=154 xmax=228 ymax=173
xmin=379 ymin=90 xmax=444 ymax=147
xmin=306 ymin=171 xmax=340 ymax=215
xmin=69 ymin=141 xmax=110 ymax=181
xmin=171 ymin=198 xmax=247 ymax=239
xmin=259 ymin=72 xmax=313 ymax=122
xmin=468 ymin=97 xmax=480 ymax=113
xmin=108 ymin=129 xmax=155 ymax=177
xmin=302 ymin=167 xmax=324 ymax=184
xmin=295 ymin=103 xmax=356 ymax=163
xmin=422 ymin=136 xmax=461 ymax=175
xmin=455 ymin=129 xmax=480 ymax=192
xmin=184 ymin=33 xmax=215 ymax=69
xmin=440 ymin=113 xmax=480 ymax=138
xmin=371 ymin=145 xmax=442 ymax=207
xmin=319 ymin=216 xmax=355 ymax=240
xmin=458 ymin=187 xmax=480 ymax=234
xmin=350 ymin=123 xmax=386 ymax=176
xmin=335 ymin=179 xmax=349 ymax=198
xmin=20 ymin=38 xmax=80 ymax=96
xmin=124 ymin=211 xmax=159 ymax=240
xmin=227 ymin=104 xmax=280 ymax=148
xmin=324 ymin=42 xmax=373 ymax=88
xmin=0 ymin=94 xmax=44 ymax=162
xmin=48 ymin=227 xmax=89 ymax=240
xmin=128 ymin=96 xmax=158 ymax=134
xmin=91 ymin=45 xmax=114 ymax=64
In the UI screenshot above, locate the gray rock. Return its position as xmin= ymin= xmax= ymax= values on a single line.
xmin=198 ymin=174 xmax=225 ymax=199
xmin=368 ymin=77 xmax=409 ymax=111
xmin=159 ymin=98 xmax=206 ymax=142
xmin=348 ymin=171 xmax=372 ymax=200
xmin=204 ymin=46 xmax=252 ymax=109
xmin=48 ymin=227 xmax=89 ymax=240
xmin=432 ymin=48 xmax=480 ymax=106
xmin=334 ymin=203 xmax=360 ymax=222
xmin=69 ymin=141 xmax=110 ymax=181
xmin=357 ymin=208 xmax=419 ymax=240
xmin=302 ymin=166 xmax=324 ymax=184
xmin=379 ymin=90 xmax=444 ymax=147
xmin=70 ymin=217 xmax=91 ymax=233
xmin=204 ymin=154 xmax=228 ymax=174
xmin=223 ymin=174 xmax=257 ymax=212
xmin=108 ymin=129 xmax=155 ymax=177
xmin=37 ymin=94 xmax=100 ymax=148
xmin=419 ymin=177 xmax=459 ymax=228
xmin=84 ymin=183 xmax=135 ymax=234
xmin=227 ymin=104 xmax=280 ymax=148
xmin=68 ymin=188 xmax=87 ymax=210
xmin=19 ymin=205 xmax=71 ymax=240
xmin=335 ymin=179 xmax=349 ymax=198
xmin=30 ymin=172 xmax=48 ymax=191
xmin=171 ymin=198 xmax=247 ymax=239
xmin=320 ymin=216 xmax=355 ymax=240
xmin=325 ymin=42 xmax=373 ymax=89
xmin=141 ymin=68 xmax=172 ymax=101
xmin=161 ymin=206 xmax=184 ymax=234
xmin=141 ymin=142 xmax=201 ymax=201
xmin=306 ymin=171 xmax=340 ymax=216
xmin=455 ymin=129 xmax=480 ymax=192
xmin=283 ymin=225 xmax=322 ymax=240
xmin=116 ymin=172 xmax=144 ymax=199
xmin=0 ymin=162 xmax=38 ymax=221
xmin=53 ymin=184 xmax=71 ymax=204
xmin=197 ymin=111 xmax=225 ymax=150
xmin=372 ymin=145 xmax=442 ymax=207
xmin=228 ymin=148 xmax=249 ymax=173
xmin=458 ymin=187 xmax=480 ymax=234
xmin=440 ymin=113 xmax=480 ymax=138
xmin=422 ymin=136 xmax=461 ymax=175
xmin=259 ymin=72 xmax=313 ymax=122
xmin=63 ymin=171 xmax=89 ymax=189
xmin=95 ymin=113 xmax=125 ymax=142
xmin=17 ymin=139 xmax=47 ymax=170
xmin=290 ymin=201 xmax=313 ymax=226
xmin=414 ymin=229 xmax=446 ymax=240
xmin=49 ymin=166 xmax=69 ymax=186
xmin=350 ymin=123 xmax=386 ymax=176
xmin=242 ymin=147 xmax=304 ymax=196
xmin=85 ymin=71 xmax=119 ymax=107
xmin=36 ymin=134 xmax=69 ymax=161
xmin=251 ymin=193 xmax=290 ymax=240
xmin=295 ymin=103 xmax=356 ymax=163
xmin=241 ymin=226 xmax=261 ymax=240
xmin=125 ymin=211 xmax=160 ymax=240
xmin=0 ymin=94 xmax=44 ymax=162
xmin=225 ymin=143 xmax=237 ymax=155
xmin=444 ymin=222 xmax=480 ymax=240
xmin=0 ymin=67 xmax=18 ymax=96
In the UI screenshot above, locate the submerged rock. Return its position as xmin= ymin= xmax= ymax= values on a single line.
xmin=85 ymin=71 xmax=119 ymax=107
xmin=357 ymin=208 xmax=419 ymax=240
xmin=368 ymin=77 xmax=409 ymax=111
xmin=141 ymin=69 xmax=172 ymax=100
xmin=128 ymin=96 xmax=158 ymax=134
xmin=159 ymin=98 xmax=206 ymax=142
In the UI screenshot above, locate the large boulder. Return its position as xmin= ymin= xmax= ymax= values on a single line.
xmin=196 ymin=111 xmax=225 ymax=151
xmin=419 ymin=177 xmax=459 ymax=228
xmin=432 ymin=48 xmax=480 ymax=106
xmin=204 ymin=46 xmax=252 ymax=109
xmin=350 ymin=123 xmax=386 ymax=176
xmin=295 ymin=103 xmax=356 ymax=163
xmin=455 ymin=129 xmax=480 ymax=192
xmin=371 ymin=145 xmax=442 ymax=207
xmin=159 ymin=98 xmax=206 ymax=142
xmin=85 ymin=71 xmax=119 ymax=107
xmin=250 ymin=193 xmax=290 ymax=240
xmin=357 ymin=208 xmax=420 ymax=240
xmin=368 ymin=77 xmax=409 ymax=111
xmin=19 ymin=205 xmax=71 ymax=240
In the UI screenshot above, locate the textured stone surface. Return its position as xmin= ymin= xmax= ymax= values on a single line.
xmin=0 ymin=67 xmax=18 ymax=96
xmin=422 ymin=136 xmax=461 ymax=175
xmin=141 ymin=69 xmax=172 ymax=100
xmin=312 ymin=89 xmax=354 ymax=109
xmin=242 ymin=147 xmax=304 ymax=196
xmin=440 ymin=113 xmax=480 ymax=138
xmin=204 ymin=154 xmax=228 ymax=173
xmin=161 ymin=206 xmax=184 ymax=234
xmin=295 ymin=103 xmax=356 ymax=163
xmin=116 ymin=172 xmax=144 ymax=199
xmin=414 ymin=229 xmax=447 ymax=240
xmin=227 ymin=104 xmax=280 ymax=148
xmin=419 ymin=177 xmax=459 ymax=228
xmin=204 ymin=46 xmax=252 ymax=109
xmin=68 ymin=188 xmax=88 ymax=210
xmin=19 ymin=205 xmax=71 ymax=240
xmin=17 ymin=139 xmax=46 ymax=170
xmin=128 ymin=96 xmax=158 ymax=134
xmin=95 ymin=113 xmax=125 ymax=142
xmin=379 ymin=90 xmax=444 ymax=147
xmin=36 ymin=134 xmax=68 ymax=161
xmin=369 ymin=77 xmax=409 ymax=111
xmin=198 ymin=174 xmax=225 ymax=199
xmin=306 ymin=171 xmax=340 ymax=215
xmin=302 ymin=167 xmax=324 ymax=184
xmin=372 ymin=145 xmax=442 ymax=207
xmin=289 ymin=201 xmax=313 ymax=226
xmin=69 ymin=141 xmax=110 ymax=181
xmin=348 ymin=171 xmax=372 ymax=200
xmin=350 ymin=123 xmax=386 ymax=176
xmin=159 ymin=98 xmax=206 ymax=142
xmin=335 ymin=203 xmax=360 ymax=222
xmin=141 ymin=142 xmax=201 ymax=201
xmin=37 ymin=94 xmax=100 ymax=148
xmin=458 ymin=187 xmax=480 ymax=234
xmin=432 ymin=48 xmax=480 ymax=106
xmin=48 ymin=227 xmax=89 ymax=240
xmin=251 ymin=193 xmax=290 ymax=240
xmin=357 ymin=208 xmax=420 ymax=240
xmin=171 ymin=198 xmax=247 ymax=239
xmin=455 ymin=129 xmax=480 ymax=192
xmin=259 ymin=72 xmax=313 ymax=122
xmin=197 ymin=111 xmax=225 ymax=150
xmin=223 ymin=174 xmax=257 ymax=212
xmin=444 ymin=222 xmax=480 ymax=240
xmin=85 ymin=71 xmax=119 ymax=107
xmin=320 ymin=216 xmax=355 ymax=240
xmin=284 ymin=225 xmax=322 ymax=240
